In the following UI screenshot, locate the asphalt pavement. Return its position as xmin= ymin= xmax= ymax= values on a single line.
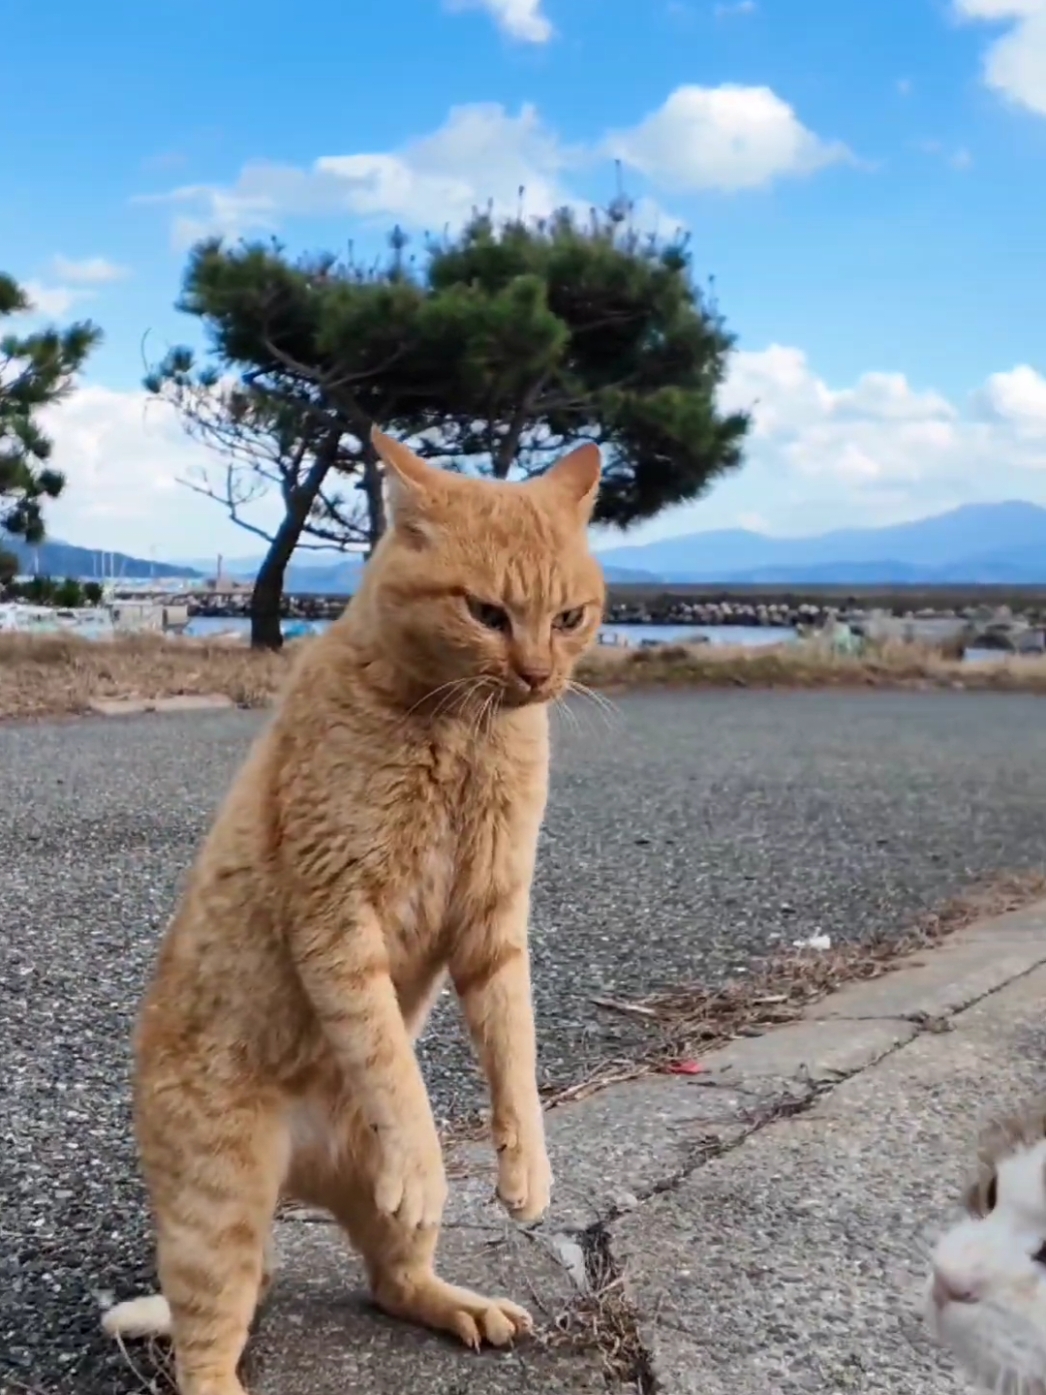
xmin=3 ymin=690 xmax=1046 ymax=1392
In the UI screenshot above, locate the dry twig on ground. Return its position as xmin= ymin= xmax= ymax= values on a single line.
xmin=541 ymin=869 xmax=1046 ymax=1109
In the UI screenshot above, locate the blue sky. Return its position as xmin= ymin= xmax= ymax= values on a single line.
xmin=3 ymin=0 xmax=1045 ymax=560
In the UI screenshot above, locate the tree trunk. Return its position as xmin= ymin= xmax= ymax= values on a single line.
xmin=249 ymin=430 xmax=341 ymax=651
xmin=492 ymin=380 xmax=542 ymax=478
xmin=249 ymin=539 xmax=293 ymax=650
xmin=492 ymin=428 xmax=519 ymax=479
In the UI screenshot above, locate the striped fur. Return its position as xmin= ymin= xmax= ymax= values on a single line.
xmin=103 ymin=432 xmax=604 ymax=1395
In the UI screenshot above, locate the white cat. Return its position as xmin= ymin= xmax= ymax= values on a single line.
xmin=928 ymin=1106 xmax=1046 ymax=1395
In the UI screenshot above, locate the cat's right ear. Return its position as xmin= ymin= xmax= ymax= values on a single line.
xmin=370 ymin=427 xmax=440 ymax=546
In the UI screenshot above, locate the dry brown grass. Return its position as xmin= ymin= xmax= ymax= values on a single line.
xmin=576 ymin=636 xmax=1046 ymax=693
xmin=2 ymin=631 xmax=1045 ymax=723
xmin=541 ymin=868 xmax=1046 ymax=1108
xmin=546 ymin=1228 xmax=652 ymax=1389
xmin=0 ymin=632 xmax=293 ymax=721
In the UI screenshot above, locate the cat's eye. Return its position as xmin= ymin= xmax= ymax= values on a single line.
xmin=554 ymin=606 xmax=586 ymax=632
xmin=1033 ymin=1242 xmax=1046 ymax=1267
xmin=466 ymin=596 xmax=511 ymax=633
xmin=985 ymin=1174 xmax=998 ymax=1213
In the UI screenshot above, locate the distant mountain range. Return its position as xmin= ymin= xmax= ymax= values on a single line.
xmin=594 ymin=502 xmax=1046 ymax=586
xmin=178 ymin=554 xmax=660 ymax=591
xmin=179 ymin=554 xmax=369 ymax=593
xmin=9 ymin=500 xmax=1046 ymax=591
xmin=2 ymin=534 xmax=201 ymax=580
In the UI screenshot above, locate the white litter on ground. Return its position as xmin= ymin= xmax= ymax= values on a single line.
xmin=793 ymin=933 xmax=832 ymax=951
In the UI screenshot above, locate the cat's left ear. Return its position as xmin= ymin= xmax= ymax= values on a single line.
xmin=540 ymin=442 xmax=602 ymax=523
xmin=371 ymin=427 xmax=441 ymax=542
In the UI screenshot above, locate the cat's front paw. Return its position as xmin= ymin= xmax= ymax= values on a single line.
xmin=495 ymin=1119 xmax=552 ymax=1224
xmin=374 ymin=1124 xmax=448 ymax=1230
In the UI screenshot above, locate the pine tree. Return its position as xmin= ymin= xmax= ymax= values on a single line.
xmin=153 ymin=208 xmax=750 ymax=649
xmin=0 ymin=274 xmax=102 ymax=579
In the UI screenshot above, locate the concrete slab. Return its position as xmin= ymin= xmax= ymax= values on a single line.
xmin=87 ymin=693 xmax=236 ymax=717
xmin=249 ymin=1214 xmax=606 ymax=1395
xmin=697 ymin=1015 xmax=917 ymax=1083
xmin=610 ymin=961 xmax=1046 ymax=1395
xmin=449 ymin=1076 xmax=771 ymax=1233
xmin=807 ymin=916 xmax=1046 ymax=1023
xmin=150 ymin=693 xmax=236 ymax=713
xmin=87 ymin=697 xmax=149 ymax=716
xmin=961 ymin=901 xmax=1046 ymax=944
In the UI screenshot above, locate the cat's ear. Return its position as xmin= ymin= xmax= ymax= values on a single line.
xmin=540 ymin=442 xmax=602 ymax=523
xmin=370 ymin=427 xmax=440 ymax=544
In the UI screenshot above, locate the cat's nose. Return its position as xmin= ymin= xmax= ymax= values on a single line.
xmin=932 ymin=1266 xmax=978 ymax=1309
xmin=515 ymin=665 xmax=552 ymax=692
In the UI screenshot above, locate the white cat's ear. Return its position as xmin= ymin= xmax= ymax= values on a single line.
xmin=540 ymin=442 xmax=602 ymax=522
xmin=371 ymin=427 xmax=440 ymax=543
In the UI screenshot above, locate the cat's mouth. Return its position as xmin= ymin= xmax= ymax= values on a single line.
xmin=502 ymin=677 xmax=560 ymax=707
xmin=932 ymin=1299 xmax=1046 ymax=1395
xmin=416 ymin=672 xmax=561 ymax=719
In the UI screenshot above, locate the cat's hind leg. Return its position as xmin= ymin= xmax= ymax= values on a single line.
xmin=137 ymin=1092 xmax=288 ymax=1395
xmin=102 ymin=1237 xmax=277 ymax=1344
xmin=286 ymin=1107 xmax=532 ymax=1350
xmin=355 ymin=1202 xmax=534 ymax=1350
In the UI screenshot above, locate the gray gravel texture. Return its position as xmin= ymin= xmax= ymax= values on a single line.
xmin=2 ymin=690 xmax=1045 ymax=1392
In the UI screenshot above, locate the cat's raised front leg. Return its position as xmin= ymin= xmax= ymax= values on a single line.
xmin=299 ymin=1137 xmax=533 ymax=1350
xmin=289 ymin=898 xmax=446 ymax=1229
xmin=451 ymin=889 xmax=551 ymax=1224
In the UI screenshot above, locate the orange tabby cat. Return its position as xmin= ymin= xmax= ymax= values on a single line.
xmin=102 ymin=428 xmax=605 ymax=1395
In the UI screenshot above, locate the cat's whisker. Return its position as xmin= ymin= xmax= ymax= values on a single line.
xmin=473 ymin=688 xmax=498 ymax=744
xmin=552 ymin=697 xmax=585 ymax=742
xmin=430 ymin=677 xmax=487 ymax=724
xmin=408 ymin=677 xmax=472 ymax=715
xmin=399 ymin=675 xmax=479 ymax=727
xmin=444 ymin=675 xmax=493 ymax=739
xmin=568 ymin=680 xmax=620 ymax=721
xmin=564 ymin=680 xmax=621 ymax=734
xmin=478 ymin=682 xmax=506 ymax=743
xmin=550 ymin=696 xmax=583 ymax=743
xmin=432 ymin=682 xmax=474 ymax=719
xmin=556 ymin=690 xmax=603 ymax=743
xmin=459 ymin=683 xmax=486 ymax=738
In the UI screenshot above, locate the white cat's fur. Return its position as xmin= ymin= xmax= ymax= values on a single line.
xmin=928 ymin=1111 xmax=1046 ymax=1395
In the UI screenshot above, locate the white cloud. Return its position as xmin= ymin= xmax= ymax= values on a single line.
xmin=38 ymin=386 xmax=285 ymax=557
xmin=17 ymin=281 xmax=91 ymax=319
xmin=719 ymin=346 xmax=1046 ymax=491
xmin=139 ymin=103 xmax=575 ymax=247
xmin=954 ymin=0 xmax=1046 ymax=117
xmin=26 ymin=353 xmax=1046 ymax=557
xmin=979 ymin=364 xmax=1046 ymax=436
xmin=445 ymin=0 xmax=553 ymax=43
xmin=51 ymin=255 xmax=130 ymax=285
xmin=315 ymin=103 xmax=572 ymax=225
xmin=139 ymin=86 xmax=847 ymax=247
xmin=607 ymin=85 xmax=851 ymax=193
xmin=14 ymin=265 xmax=129 ymax=321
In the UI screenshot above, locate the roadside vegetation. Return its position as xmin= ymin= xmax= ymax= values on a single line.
xmin=3 ymin=631 xmax=1046 ymax=723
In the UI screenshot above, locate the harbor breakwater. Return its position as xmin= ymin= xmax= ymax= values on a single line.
xmin=142 ymin=583 xmax=1046 ymax=654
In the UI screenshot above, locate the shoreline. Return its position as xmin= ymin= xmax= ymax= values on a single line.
xmin=4 ymin=630 xmax=1046 ymax=723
